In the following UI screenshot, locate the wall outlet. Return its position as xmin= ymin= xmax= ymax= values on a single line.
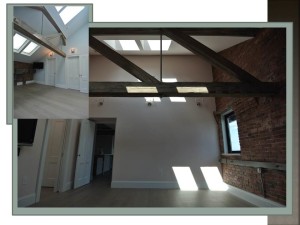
xmin=257 ymin=168 xmax=262 ymax=174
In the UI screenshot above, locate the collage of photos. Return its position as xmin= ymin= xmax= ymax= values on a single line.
xmin=12 ymin=4 xmax=292 ymax=217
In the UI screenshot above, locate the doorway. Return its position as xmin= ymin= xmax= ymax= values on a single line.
xmin=39 ymin=120 xmax=67 ymax=201
xmin=91 ymin=119 xmax=116 ymax=184
xmin=46 ymin=58 xmax=56 ymax=86
xmin=67 ymin=56 xmax=80 ymax=90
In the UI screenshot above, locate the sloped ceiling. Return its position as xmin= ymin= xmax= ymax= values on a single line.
xmin=90 ymin=35 xmax=253 ymax=56
xmin=13 ymin=6 xmax=88 ymax=63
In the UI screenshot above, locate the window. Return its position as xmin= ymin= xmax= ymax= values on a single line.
xmin=222 ymin=111 xmax=241 ymax=153
xmin=56 ymin=6 xmax=85 ymax=25
xmin=13 ymin=33 xmax=40 ymax=56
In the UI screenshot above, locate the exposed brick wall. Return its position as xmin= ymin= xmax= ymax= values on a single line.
xmin=212 ymin=28 xmax=286 ymax=205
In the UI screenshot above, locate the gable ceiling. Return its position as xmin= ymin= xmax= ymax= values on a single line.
xmin=90 ymin=35 xmax=253 ymax=56
xmin=13 ymin=6 xmax=88 ymax=63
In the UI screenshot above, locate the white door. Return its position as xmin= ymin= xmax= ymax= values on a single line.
xmin=74 ymin=120 xmax=96 ymax=189
xmin=79 ymin=55 xmax=89 ymax=93
xmin=42 ymin=120 xmax=66 ymax=188
xmin=68 ymin=56 xmax=80 ymax=90
xmin=47 ymin=58 xmax=56 ymax=86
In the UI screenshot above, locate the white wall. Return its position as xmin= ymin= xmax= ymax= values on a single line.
xmin=90 ymin=55 xmax=220 ymax=189
xmin=18 ymin=120 xmax=47 ymax=206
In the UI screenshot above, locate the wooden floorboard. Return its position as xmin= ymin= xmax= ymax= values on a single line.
xmin=31 ymin=173 xmax=255 ymax=208
xmin=14 ymin=84 xmax=89 ymax=118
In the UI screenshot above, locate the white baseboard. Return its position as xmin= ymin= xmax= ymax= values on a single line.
xmin=26 ymin=80 xmax=35 ymax=84
xmin=61 ymin=181 xmax=73 ymax=192
xmin=18 ymin=193 xmax=36 ymax=207
xmin=227 ymin=184 xmax=284 ymax=207
xmin=111 ymin=181 xmax=180 ymax=189
xmin=55 ymin=84 xmax=67 ymax=89
xmin=35 ymin=80 xmax=45 ymax=85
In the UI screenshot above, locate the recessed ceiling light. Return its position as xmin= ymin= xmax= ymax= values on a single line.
xmin=147 ymin=40 xmax=172 ymax=51
xmin=126 ymin=87 xmax=158 ymax=93
xmin=119 ymin=40 xmax=139 ymax=51
xmin=176 ymin=87 xmax=209 ymax=93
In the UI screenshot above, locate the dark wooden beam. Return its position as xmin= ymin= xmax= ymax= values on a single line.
xmin=89 ymin=35 xmax=160 ymax=83
xmin=14 ymin=18 xmax=66 ymax=57
xmin=90 ymin=28 xmax=261 ymax=37
xmin=89 ymin=82 xmax=281 ymax=97
xmin=29 ymin=6 xmax=67 ymax=45
xmin=162 ymin=28 xmax=261 ymax=84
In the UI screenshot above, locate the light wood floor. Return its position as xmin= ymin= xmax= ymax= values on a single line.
xmin=14 ymin=84 xmax=88 ymax=118
xmin=31 ymin=173 xmax=255 ymax=208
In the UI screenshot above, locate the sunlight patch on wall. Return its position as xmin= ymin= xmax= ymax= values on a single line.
xmin=200 ymin=167 xmax=228 ymax=191
xmin=172 ymin=167 xmax=198 ymax=191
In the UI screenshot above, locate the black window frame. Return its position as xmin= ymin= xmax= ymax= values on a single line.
xmin=223 ymin=111 xmax=241 ymax=154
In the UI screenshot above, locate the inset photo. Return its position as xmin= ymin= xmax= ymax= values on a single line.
xmin=13 ymin=5 xmax=90 ymax=118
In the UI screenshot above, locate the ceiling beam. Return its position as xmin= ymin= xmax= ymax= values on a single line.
xmin=14 ymin=18 xmax=66 ymax=58
xmin=89 ymin=35 xmax=160 ymax=83
xmin=29 ymin=6 xmax=67 ymax=45
xmin=90 ymin=28 xmax=261 ymax=37
xmin=162 ymin=28 xmax=261 ymax=84
xmin=89 ymin=82 xmax=281 ymax=97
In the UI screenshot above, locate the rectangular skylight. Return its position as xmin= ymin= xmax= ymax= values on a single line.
xmin=21 ymin=42 xmax=39 ymax=56
xmin=169 ymin=97 xmax=186 ymax=102
xmin=104 ymin=40 xmax=118 ymax=50
xmin=176 ymin=87 xmax=209 ymax=93
xmin=147 ymin=40 xmax=172 ymax=51
xmin=59 ymin=6 xmax=85 ymax=25
xmin=126 ymin=87 xmax=158 ymax=93
xmin=162 ymin=78 xmax=178 ymax=83
xmin=119 ymin=40 xmax=140 ymax=51
xmin=13 ymin=33 xmax=28 ymax=51
xmin=145 ymin=97 xmax=161 ymax=102
xmin=55 ymin=6 xmax=64 ymax=12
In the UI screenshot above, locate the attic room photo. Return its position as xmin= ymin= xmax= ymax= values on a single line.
xmin=17 ymin=26 xmax=288 ymax=210
xmin=13 ymin=5 xmax=89 ymax=118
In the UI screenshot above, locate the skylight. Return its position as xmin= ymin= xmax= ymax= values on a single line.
xmin=119 ymin=40 xmax=139 ymax=51
xmin=147 ymin=40 xmax=172 ymax=51
xmin=21 ymin=42 xmax=39 ymax=56
xmin=13 ymin=33 xmax=28 ymax=51
xmin=55 ymin=6 xmax=64 ymax=12
xmin=59 ymin=6 xmax=85 ymax=25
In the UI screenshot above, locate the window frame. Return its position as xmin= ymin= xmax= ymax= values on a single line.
xmin=221 ymin=110 xmax=241 ymax=154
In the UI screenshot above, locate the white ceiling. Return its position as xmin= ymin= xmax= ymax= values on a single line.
xmin=90 ymin=35 xmax=253 ymax=56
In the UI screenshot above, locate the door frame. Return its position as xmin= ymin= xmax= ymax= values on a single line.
xmin=66 ymin=55 xmax=81 ymax=91
xmin=45 ymin=57 xmax=56 ymax=86
xmin=35 ymin=120 xmax=68 ymax=203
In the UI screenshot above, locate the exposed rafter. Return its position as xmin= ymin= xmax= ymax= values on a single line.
xmin=90 ymin=28 xmax=261 ymax=37
xmin=162 ymin=28 xmax=261 ymax=84
xmin=89 ymin=82 xmax=281 ymax=97
xmin=89 ymin=35 xmax=160 ymax=83
xmin=14 ymin=18 xmax=66 ymax=58
xmin=29 ymin=6 xmax=67 ymax=45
